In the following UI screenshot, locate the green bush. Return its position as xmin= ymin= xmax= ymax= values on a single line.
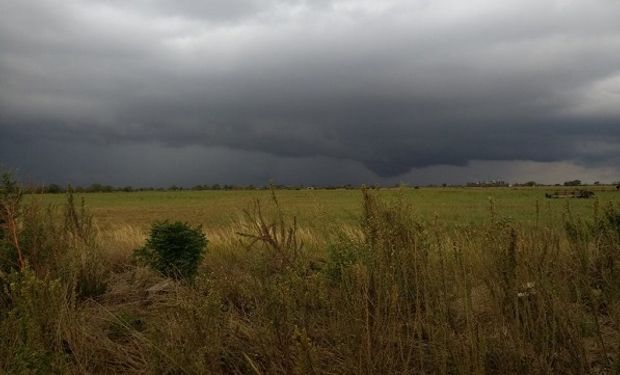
xmin=135 ymin=221 xmax=207 ymax=280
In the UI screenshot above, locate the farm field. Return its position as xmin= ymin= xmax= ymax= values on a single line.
xmin=32 ymin=185 xmax=620 ymax=232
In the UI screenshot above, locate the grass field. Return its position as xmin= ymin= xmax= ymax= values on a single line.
xmin=32 ymin=186 xmax=620 ymax=232
xmin=3 ymin=183 xmax=620 ymax=374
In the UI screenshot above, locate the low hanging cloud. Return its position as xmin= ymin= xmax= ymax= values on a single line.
xmin=0 ymin=0 xmax=619 ymax=184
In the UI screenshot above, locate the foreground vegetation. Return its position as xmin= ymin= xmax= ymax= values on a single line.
xmin=2 ymin=175 xmax=620 ymax=373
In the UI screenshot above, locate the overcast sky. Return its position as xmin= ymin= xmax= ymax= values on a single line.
xmin=1 ymin=0 xmax=619 ymax=186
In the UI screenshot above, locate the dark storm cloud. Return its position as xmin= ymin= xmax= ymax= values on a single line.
xmin=1 ymin=0 xmax=619 ymax=183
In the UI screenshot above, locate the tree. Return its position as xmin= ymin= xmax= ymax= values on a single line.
xmin=46 ymin=184 xmax=63 ymax=194
xmin=134 ymin=221 xmax=207 ymax=280
xmin=563 ymin=179 xmax=582 ymax=186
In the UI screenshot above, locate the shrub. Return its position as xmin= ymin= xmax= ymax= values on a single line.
xmin=135 ymin=221 xmax=207 ymax=280
xmin=0 ymin=171 xmax=24 ymax=272
xmin=0 ymin=267 xmax=72 ymax=373
xmin=324 ymin=239 xmax=361 ymax=283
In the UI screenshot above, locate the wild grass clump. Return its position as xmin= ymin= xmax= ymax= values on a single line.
xmin=0 ymin=172 xmax=111 ymax=372
xmin=0 ymin=267 xmax=74 ymax=373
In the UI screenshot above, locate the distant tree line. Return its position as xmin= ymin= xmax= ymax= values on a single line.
xmin=22 ymin=179 xmax=619 ymax=194
xmin=26 ymin=183 xmax=384 ymax=194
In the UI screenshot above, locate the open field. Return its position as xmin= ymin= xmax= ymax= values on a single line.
xmin=32 ymin=186 xmax=620 ymax=232
xmin=3 ymin=183 xmax=620 ymax=374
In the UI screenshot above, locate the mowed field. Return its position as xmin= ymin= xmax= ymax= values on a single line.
xmin=32 ymin=185 xmax=620 ymax=233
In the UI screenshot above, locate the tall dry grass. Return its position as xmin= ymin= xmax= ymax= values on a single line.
xmin=1 ymin=180 xmax=619 ymax=374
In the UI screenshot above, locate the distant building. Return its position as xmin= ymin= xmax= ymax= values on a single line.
xmin=466 ymin=180 xmax=509 ymax=187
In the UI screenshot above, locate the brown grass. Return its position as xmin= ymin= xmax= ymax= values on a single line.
xmin=1 ymin=185 xmax=620 ymax=374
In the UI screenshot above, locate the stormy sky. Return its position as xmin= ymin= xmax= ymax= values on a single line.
xmin=1 ymin=0 xmax=619 ymax=186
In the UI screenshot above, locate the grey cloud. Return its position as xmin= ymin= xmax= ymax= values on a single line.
xmin=1 ymin=0 xmax=619 ymax=184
